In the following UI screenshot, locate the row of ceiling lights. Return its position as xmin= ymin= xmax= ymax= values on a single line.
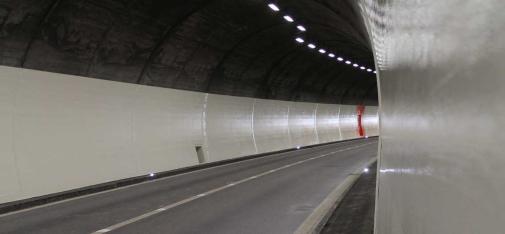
xmin=267 ymin=3 xmax=376 ymax=74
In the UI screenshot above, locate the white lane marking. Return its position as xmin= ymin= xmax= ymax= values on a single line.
xmin=90 ymin=142 xmax=375 ymax=233
xmin=0 ymin=140 xmax=375 ymax=218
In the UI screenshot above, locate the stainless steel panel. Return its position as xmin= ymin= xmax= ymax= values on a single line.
xmin=359 ymin=0 xmax=505 ymax=233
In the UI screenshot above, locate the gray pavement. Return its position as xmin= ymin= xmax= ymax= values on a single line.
xmin=0 ymin=138 xmax=378 ymax=234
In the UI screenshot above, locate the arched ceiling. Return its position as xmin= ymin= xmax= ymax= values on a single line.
xmin=0 ymin=0 xmax=377 ymax=105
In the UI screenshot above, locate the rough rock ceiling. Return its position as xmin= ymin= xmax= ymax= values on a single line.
xmin=0 ymin=0 xmax=377 ymax=105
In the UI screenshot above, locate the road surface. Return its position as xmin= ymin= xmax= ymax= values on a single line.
xmin=0 ymin=138 xmax=378 ymax=234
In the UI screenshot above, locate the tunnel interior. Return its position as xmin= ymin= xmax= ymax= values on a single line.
xmin=0 ymin=1 xmax=387 ymax=232
xmin=0 ymin=0 xmax=377 ymax=105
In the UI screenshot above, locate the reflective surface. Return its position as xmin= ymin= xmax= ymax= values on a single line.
xmin=360 ymin=0 xmax=505 ymax=233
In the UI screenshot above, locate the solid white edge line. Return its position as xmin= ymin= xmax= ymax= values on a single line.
xmin=0 ymin=139 xmax=373 ymax=218
xmin=294 ymin=156 xmax=378 ymax=234
xmin=90 ymin=142 xmax=375 ymax=233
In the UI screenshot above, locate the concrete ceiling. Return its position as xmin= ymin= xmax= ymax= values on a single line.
xmin=0 ymin=0 xmax=377 ymax=105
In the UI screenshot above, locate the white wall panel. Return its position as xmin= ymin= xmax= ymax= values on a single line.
xmin=339 ymin=105 xmax=359 ymax=140
xmin=14 ymin=69 xmax=138 ymax=200
xmin=252 ymin=99 xmax=291 ymax=153
xmin=316 ymin=104 xmax=342 ymax=143
xmin=0 ymin=67 xmax=21 ymax=203
xmin=205 ymin=94 xmax=256 ymax=161
xmin=0 ymin=66 xmax=375 ymax=204
xmin=132 ymin=86 xmax=204 ymax=174
xmin=362 ymin=106 xmax=379 ymax=137
xmin=288 ymin=102 xmax=318 ymax=147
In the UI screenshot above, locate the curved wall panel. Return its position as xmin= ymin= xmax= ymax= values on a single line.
xmin=339 ymin=105 xmax=360 ymax=139
xmin=0 ymin=68 xmax=19 ymax=202
xmin=132 ymin=86 xmax=205 ymax=173
xmin=316 ymin=104 xmax=342 ymax=143
xmin=252 ymin=99 xmax=291 ymax=153
xmin=15 ymin=69 xmax=138 ymax=198
xmin=362 ymin=106 xmax=379 ymax=137
xmin=288 ymin=102 xmax=319 ymax=148
xmin=205 ymin=94 xmax=256 ymax=161
xmin=0 ymin=66 xmax=378 ymax=204
xmin=359 ymin=0 xmax=504 ymax=233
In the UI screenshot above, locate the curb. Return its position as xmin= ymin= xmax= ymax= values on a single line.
xmin=0 ymin=137 xmax=377 ymax=215
xmin=294 ymin=157 xmax=377 ymax=234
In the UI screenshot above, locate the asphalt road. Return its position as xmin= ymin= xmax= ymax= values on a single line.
xmin=0 ymin=138 xmax=378 ymax=234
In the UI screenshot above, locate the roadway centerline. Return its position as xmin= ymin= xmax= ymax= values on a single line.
xmin=90 ymin=142 xmax=374 ymax=234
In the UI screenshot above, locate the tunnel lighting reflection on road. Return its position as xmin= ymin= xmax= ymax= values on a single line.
xmin=268 ymin=3 xmax=280 ymax=11
xmin=283 ymin=15 xmax=294 ymax=22
xmin=295 ymin=37 xmax=305 ymax=43
xmin=337 ymin=57 xmax=344 ymax=61
xmin=353 ymin=64 xmax=359 ymax=67
xmin=328 ymin=53 xmax=335 ymax=58
xmin=297 ymin=25 xmax=306 ymax=32
xmin=318 ymin=49 xmax=326 ymax=54
xmin=308 ymin=43 xmax=316 ymax=49
xmin=345 ymin=61 xmax=351 ymax=64
xmin=364 ymin=168 xmax=369 ymax=173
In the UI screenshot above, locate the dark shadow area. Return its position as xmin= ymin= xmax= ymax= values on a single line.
xmin=0 ymin=0 xmax=377 ymax=105
xmin=320 ymin=162 xmax=377 ymax=234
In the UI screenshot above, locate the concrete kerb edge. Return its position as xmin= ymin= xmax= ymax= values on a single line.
xmin=294 ymin=156 xmax=378 ymax=234
xmin=0 ymin=137 xmax=377 ymax=215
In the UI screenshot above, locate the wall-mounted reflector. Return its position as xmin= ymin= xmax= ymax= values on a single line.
xmin=295 ymin=37 xmax=305 ymax=43
xmin=308 ymin=43 xmax=316 ymax=49
xmin=268 ymin=3 xmax=280 ymax=11
xmin=283 ymin=15 xmax=294 ymax=22
xmin=297 ymin=25 xmax=306 ymax=32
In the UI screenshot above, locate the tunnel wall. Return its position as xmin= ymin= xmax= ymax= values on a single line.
xmin=0 ymin=66 xmax=378 ymax=204
xmin=358 ymin=0 xmax=505 ymax=233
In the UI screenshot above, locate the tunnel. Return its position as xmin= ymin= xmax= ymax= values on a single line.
xmin=0 ymin=0 xmax=501 ymax=233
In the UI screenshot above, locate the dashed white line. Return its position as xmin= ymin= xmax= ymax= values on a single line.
xmin=90 ymin=142 xmax=374 ymax=233
xmin=2 ymin=140 xmax=372 ymax=219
